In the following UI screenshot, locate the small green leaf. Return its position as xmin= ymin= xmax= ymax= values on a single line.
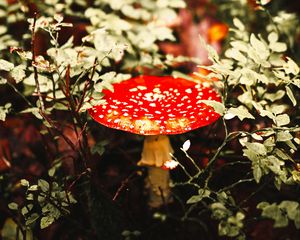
xmin=11 ymin=65 xmax=26 ymax=83
xmin=268 ymin=32 xmax=278 ymax=43
xmin=275 ymin=114 xmax=290 ymax=126
xmin=277 ymin=131 xmax=293 ymax=142
xmin=26 ymin=213 xmax=39 ymax=226
xmin=20 ymin=179 xmax=30 ymax=187
xmin=187 ymin=189 xmax=210 ymax=204
xmin=21 ymin=207 xmax=29 ymax=216
xmin=250 ymin=34 xmax=267 ymax=54
xmin=253 ymin=164 xmax=262 ymax=183
xmin=38 ymin=179 xmax=50 ymax=192
xmin=40 ymin=216 xmax=55 ymax=229
xmin=0 ymin=77 xmax=7 ymax=84
xmin=284 ymin=57 xmax=299 ymax=75
xmin=28 ymin=185 xmax=38 ymax=191
xmin=187 ymin=195 xmax=203 ymax=204
xmin=0 ymin=59 xmax=14 ymax=71
xmin=285 ymin=86 xmax=297 ymax=106
xmin=8 ymin=202 xmax=18 ymax=210
xmin=233 ymin=18 xmax=245 ymax=31
xmin=199 ymin=100 xmax=225 ymax=115
xmin=225 ymin=106 xmax=254 ymax=121
xmin=279 ymin=201 xmax=299 ymax=220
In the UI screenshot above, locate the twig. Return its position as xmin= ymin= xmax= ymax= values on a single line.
xmin=76 ymin=58 xmax=98 ymax=113
xmin=67 ymin=168 xmax=91 ymax=192
xmin=203 ymin=118 xmax=229 ymax=173
xmin=217 ymin=178 xmax=254 ymax=193
xmin=6 ymin=81 xmax=33 ymax=107
xmin=112 ymin=171 xmax=140 ymax=201
xmin=31 ymin=12 xmax=45 ymax=113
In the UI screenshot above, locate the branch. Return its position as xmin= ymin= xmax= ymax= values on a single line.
xmin=31 ymin=12 xmax=45 ymax=113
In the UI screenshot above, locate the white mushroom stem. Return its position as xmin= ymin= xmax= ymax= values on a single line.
xmin=137 ymin=135 xmax=174 ymax=208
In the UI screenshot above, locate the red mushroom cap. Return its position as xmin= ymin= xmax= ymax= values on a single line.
xmin=88 ymin=75 xmax=221 ymax=135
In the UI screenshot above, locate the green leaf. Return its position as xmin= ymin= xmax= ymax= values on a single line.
xmin=269 ymin=42 xmax=287 ymax=52
xmin=284 ymin=57 xmax=299 ymax=75
xmin=187 ymin=195 xmax=203 ymax=204
xmin=233 ymin=18 xmax=245 ymax=31
xmin=198 ymin=100 xmax=225 ymax=115
xmin=277 ymin=131 xmax=293 ymax=142
xmin=0 ymin=77 xmax=7 ymax=84
xmin=225 ymin=106 xmax=254 ymax=121
xmin=91 ymin=140 xmax=110 ymax=156
xmin=48 ymin=168 xmax=55 ymax=177
xmin=38 ymin=179 xmax=50 ymax=192
xmin=268 ymin=32 xmax=278 ymax=43
xmin=275 ymin=114 xmax=290 ymax=126
xmin=21 ymin=207 xmax=29 ymax=216
xmin=225 ymin=48 xmax=247 ymax=64
xmin=187 ymin=189 xmax=210 ymax=204
xmin=0 ymin=59 xmax=14 ymax=71
xmin=20 ymin=179 xmax=29 ymax=187
xmin=40 ymin=216 xmax=55 ymax=229
xmin=257 ymin=202 xmax=269 ymax=209
xmin=279 ymin=201 xmax=299 ymax=220
xmin=264 ymin=90 xmax=285 ymax=102
xmin=11 ymin=65 xmax=26 ymax=83
xmin=292 ymin=79 xmax=300 ymax=88
xmin=25 ymin=213 xmax=39 ymax=226
xmin=294 ymin=210 xmax=300 ymax=229
xmin=8 ymin=202 xmax=18 ymax=210
xmin=253 ymin=164 xmax=262 ymax=183
xmin=250 ymin=34 xmax=268 ymax=55
xmin=285 ymin=86 xmax=297 ymax=106
xmin=245 ymin=142 xmax=267 ymax=155
xmin=28 ymin=185 xmax=38 ymax=191
xmin=0 ymin=104 xmax=11 ymax=121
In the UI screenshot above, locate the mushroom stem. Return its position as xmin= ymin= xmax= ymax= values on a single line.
xmin=138 ymin=135 xmax=173 ymax=208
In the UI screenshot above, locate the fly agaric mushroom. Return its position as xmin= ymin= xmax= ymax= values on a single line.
xmin=88 ymin=75 xmax=221 ymax=207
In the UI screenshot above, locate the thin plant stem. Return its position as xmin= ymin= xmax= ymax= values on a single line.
xmin=6 ymin=81 xmax=33 ymax=107
xmin=31 ymin=12 xmax=45 ymax=113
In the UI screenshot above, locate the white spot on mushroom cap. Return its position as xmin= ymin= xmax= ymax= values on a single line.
xmin=129 ymin=88 xmax=138 ymax=92
xmin=185 ymin=88 xmax=192 ymax=94
xmin=153 ymin=87 xmax=161 ymax=93
xmin=182 ymin=96 xmax=188 ymax=101
xmin=137 ymin=85 xmax=147 ymax=90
